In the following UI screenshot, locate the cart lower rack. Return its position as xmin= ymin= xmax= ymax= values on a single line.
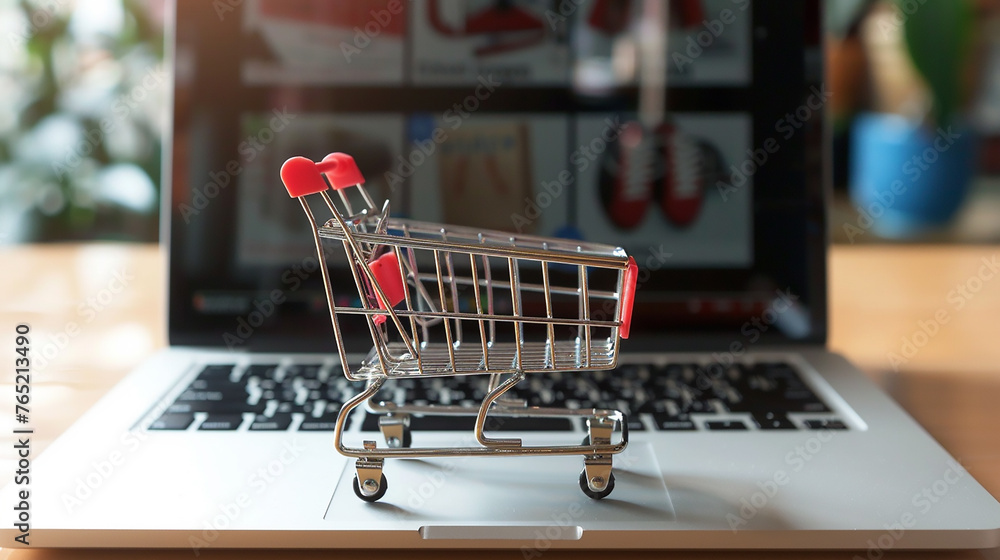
xmin=280 ymin=153 xmax=638 ymax=502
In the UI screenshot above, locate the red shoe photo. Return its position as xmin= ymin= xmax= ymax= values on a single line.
xmin=598 ymin=121 xmax=654 ymax=230
xmin=655 ymin=122 xmax=705 ymax=228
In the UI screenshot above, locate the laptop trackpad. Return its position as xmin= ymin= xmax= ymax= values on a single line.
xmin=324 ymin=442 xmax=674 ymax=534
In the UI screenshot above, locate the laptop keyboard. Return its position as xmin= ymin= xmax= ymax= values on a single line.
xmin=149 ymin=361 xmax=847 ymax=432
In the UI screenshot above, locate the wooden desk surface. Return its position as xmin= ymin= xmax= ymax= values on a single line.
xmin=1 ymin=243 xmax=998 ymax=559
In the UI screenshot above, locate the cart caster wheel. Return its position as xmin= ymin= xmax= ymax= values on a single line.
xmin=353 ymin=474 xmax=388 ymax=503
xmin=579 ymin=469 xmax=615 ymax=500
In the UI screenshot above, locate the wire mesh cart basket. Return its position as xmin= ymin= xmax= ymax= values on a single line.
xmin=279 ymin=153 xmax=639 ymax=502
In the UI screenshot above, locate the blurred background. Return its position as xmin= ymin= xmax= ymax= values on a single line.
xmin=828 ymin=0 xmax=1000 ymax=243
xmin=1 ymin=0 xmax=1000 ymax=244
xmin=0 ymin=0 xmax=165 ymax=244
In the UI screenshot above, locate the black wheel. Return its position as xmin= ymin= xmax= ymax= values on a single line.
xmin=353 ymin=473 xmax=388 ymax=503
xmin=579 ymin=469 xmax=615 ymax=500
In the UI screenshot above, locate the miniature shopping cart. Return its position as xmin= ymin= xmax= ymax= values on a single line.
xmin=279 ymin=153 xmax=638 ymax=502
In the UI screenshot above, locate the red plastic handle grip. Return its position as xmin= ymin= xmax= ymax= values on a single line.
xmin=280 ymin=156 xmax=328 ymax=198
xmin=320 ymin=152 xmax=366 ymax=190
xmin=279 ymin=153 xmax=367 ymax=198
xmin=618 ymin=257 xmax=638 ymax=339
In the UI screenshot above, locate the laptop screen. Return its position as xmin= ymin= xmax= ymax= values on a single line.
xmin=168 ymin=0 xmax=826 ymax=352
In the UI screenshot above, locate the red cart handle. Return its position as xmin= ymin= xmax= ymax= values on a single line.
xmin=321 ymin=152 xmax=366 ymax=189
xmin=280 ymin=153 xmax=366 ymax=198
xmin=618 ymin=257 xmax=638 ymax=339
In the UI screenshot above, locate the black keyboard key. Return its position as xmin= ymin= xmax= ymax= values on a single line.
xmin=171 ymin=383 xmax=264 ymax=413
xmin=485 ymin=416 xmax=573 ymax=431
xmin=750 ymin=398 xmax=829 ymax=414
xmin=188 ymin=379 xmax=248 ymax=393
xmin=298 ymin=420 xmax=338 ymax=431
xmin=167 ymin=401 xmax=265 ymax=414
xmin=651 ymin=413 xmax=697 ymax=431
xmin=804 ymin=419 xmax=848 ymax=430
xmin=753 ymin=412 xmax=797 ymax=430
xmin=799 ymin=401 xmax=832 ymax=413
xmin=149 ymin=413 xmax=194 ymax=430
xmin=199 ymin=414 xmax=244 ymax=430
xmin=783 ymin=387 xmax=827 ymax=401
xmin=249 ymin=414 xmax=293 ymax=431
xmin=299 ymin=413 xmax=347 ymax=431
xmin=706 ymin=420 xmax=749 ymax=431
xmin=626 ymin=419 xmax=646 ymax=431
xmin=197 ymin=365 xmax=235 ymax=380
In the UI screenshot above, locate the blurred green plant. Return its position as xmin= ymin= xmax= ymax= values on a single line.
xmin=0 ymin=0 xmax=165 ymax=243
xmin=894 ymin=0 xmax=976 ymax=128
xmin=825 ymin=0 xmax=979 ymax=128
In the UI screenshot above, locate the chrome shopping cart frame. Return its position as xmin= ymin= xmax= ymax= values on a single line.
xmin=279 ymin=153 xmax=638 ymax=502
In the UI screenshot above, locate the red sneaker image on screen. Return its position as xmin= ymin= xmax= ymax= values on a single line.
xmin=654 ymin=122 xmax=705 ymax=228
xmin=669 ymin=0 xmax=707 ymax=30
xmin=598 ymin=121 xmax=654 ymax=230
xmin=587 ymin=0 xmax=632 ymax=36
xmin=427 ymin=0 xmax=547 ymax=57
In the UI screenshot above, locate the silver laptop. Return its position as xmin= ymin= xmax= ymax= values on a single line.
xmin=5 ymin=0 xmax=1000 ymax=552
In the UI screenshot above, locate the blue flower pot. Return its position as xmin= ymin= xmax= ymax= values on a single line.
xmin=849 ymin=113 xmax=977 ymax=239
